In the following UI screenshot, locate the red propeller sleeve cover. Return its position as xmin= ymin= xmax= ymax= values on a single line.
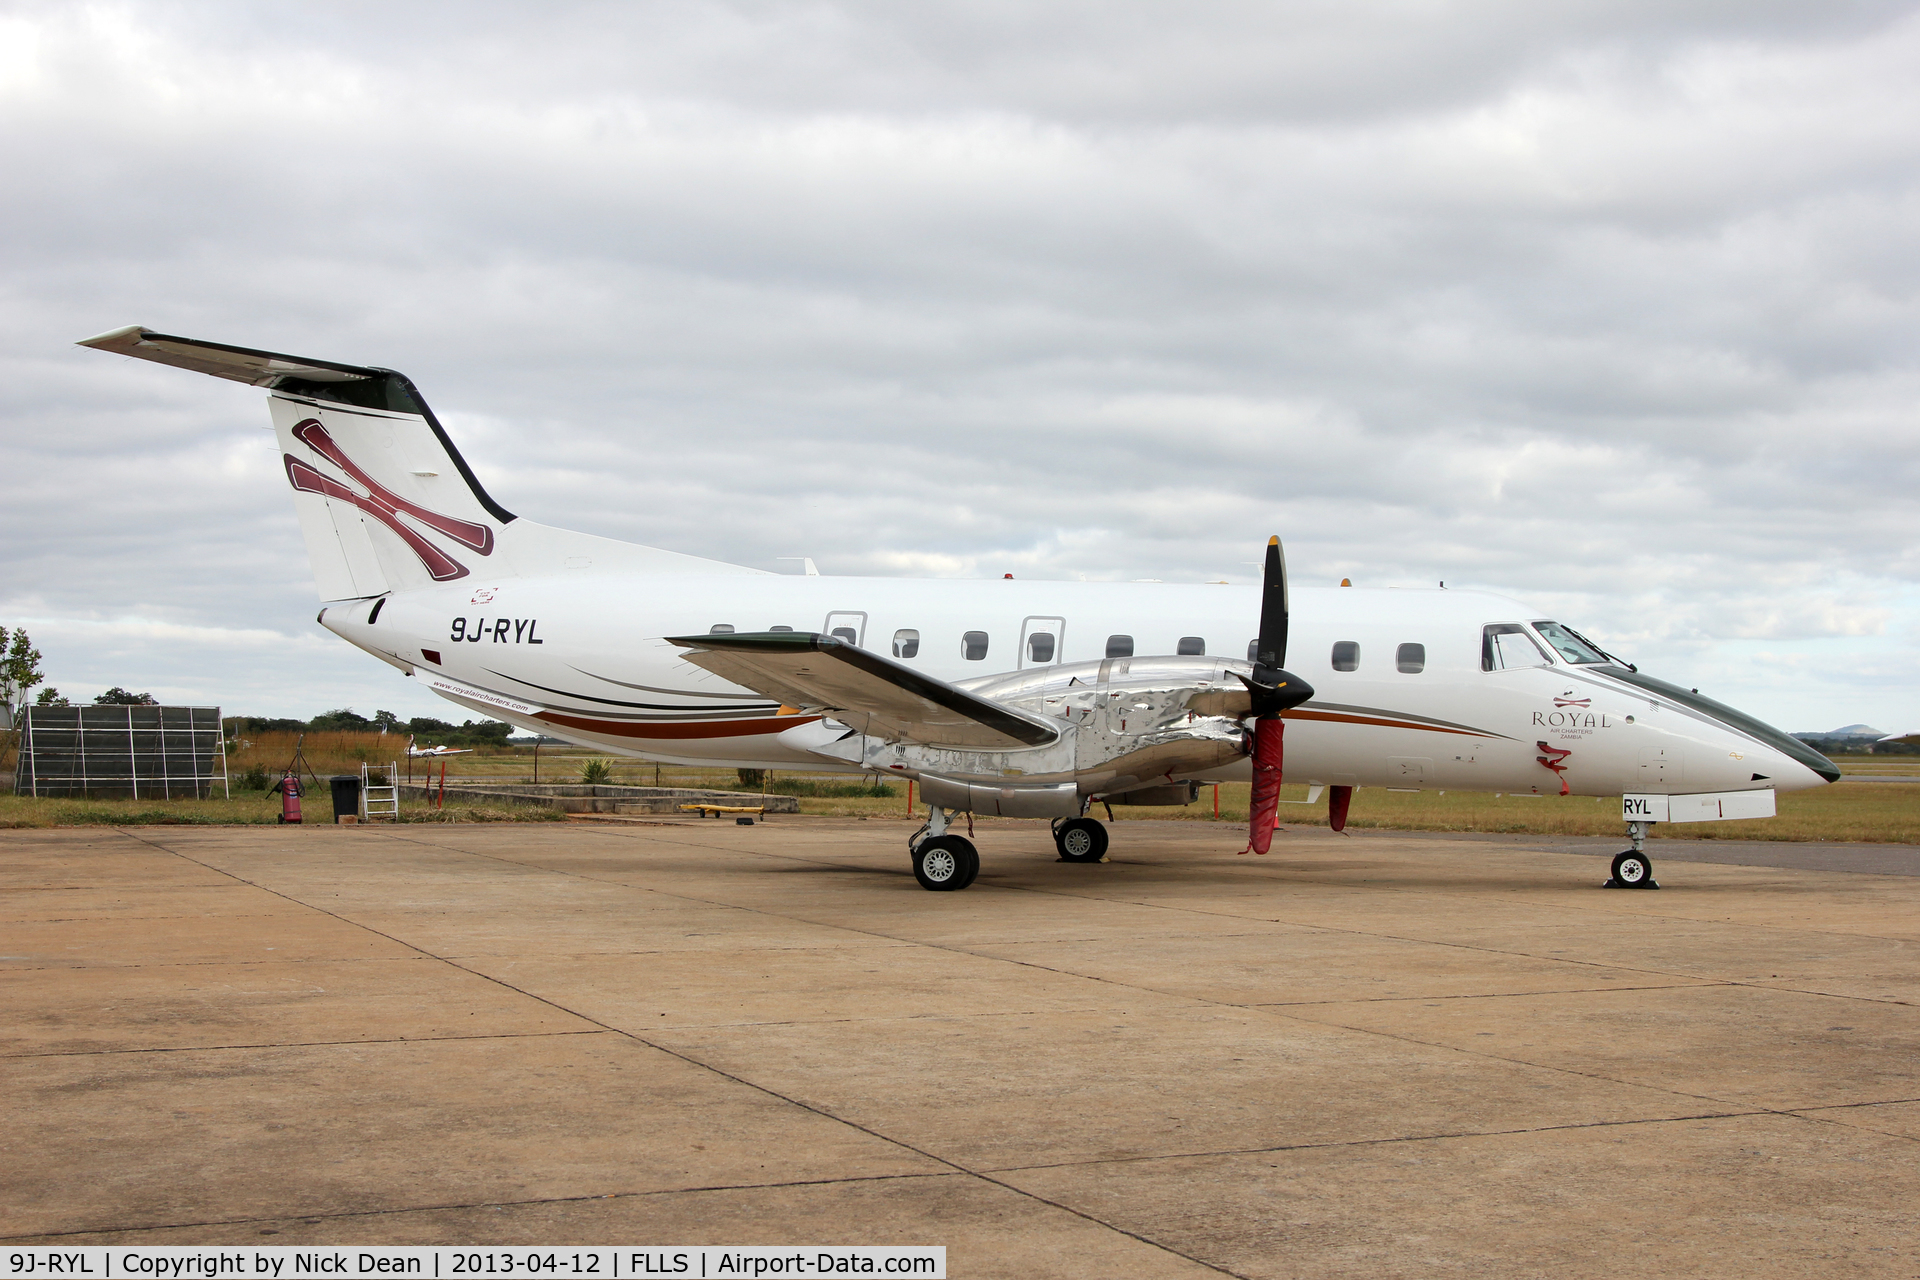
xmin=1245 ymin=717 xmax=1284 ymax=855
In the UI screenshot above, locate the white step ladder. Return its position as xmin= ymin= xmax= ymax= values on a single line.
xmin=362 ymin=761 xmax=400 ymax=822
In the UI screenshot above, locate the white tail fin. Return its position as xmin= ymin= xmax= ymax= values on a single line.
xmin=80 ymin=326 xmax=760 ymax=601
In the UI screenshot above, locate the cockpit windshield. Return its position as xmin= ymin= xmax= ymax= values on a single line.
xmin=1532 ymin=621 xmax=1609 ymax=665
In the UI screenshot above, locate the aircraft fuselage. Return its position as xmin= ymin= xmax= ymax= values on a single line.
xmin=322 ymin=576 xmax=1836 ymax=799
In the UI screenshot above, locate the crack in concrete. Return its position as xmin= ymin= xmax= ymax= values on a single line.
xmin=108 ymin=828 xmax=1245 ymax=1279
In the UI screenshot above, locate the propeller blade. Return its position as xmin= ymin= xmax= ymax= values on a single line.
xmin=1328 ymin=784 xmax=1353 ymax=833
xmin=1240 ymin=534 xmax=1313 ymax=855
xmin=1254 ymin=535 xmax=1289 ymax=672
xmin=1242 ymin=717 xmax=1284 ymax=855
xmin=1237 ymin=534 xmax=1314 ymax=718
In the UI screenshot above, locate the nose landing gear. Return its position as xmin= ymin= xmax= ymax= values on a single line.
xmin=1606 ymin=820 xmax=1660 ymax=889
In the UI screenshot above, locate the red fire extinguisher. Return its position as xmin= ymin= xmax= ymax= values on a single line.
xmin=270 ymin=771 xmax=303 ymax=824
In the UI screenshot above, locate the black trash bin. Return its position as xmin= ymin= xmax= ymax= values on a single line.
xmin=329 ymin=774 xmax=362 ymax=823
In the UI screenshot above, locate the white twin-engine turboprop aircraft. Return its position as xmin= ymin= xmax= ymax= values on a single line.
xmin=82 ymin=326 xmax=1839 ymax=891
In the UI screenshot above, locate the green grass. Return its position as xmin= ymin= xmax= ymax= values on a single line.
xmin=0 ymin=790 xmax=563 ymax=828
xmin=6 ymin=767 xmax=1913 ymax=844
xmin=759 ymin=779 xmax=1920 ymax=844
xmin=1083 ymin=781 xmax=1920 ymax=844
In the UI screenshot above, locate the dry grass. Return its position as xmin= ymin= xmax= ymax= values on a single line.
xmin=226 ymin=731 xmax=522 ymax=781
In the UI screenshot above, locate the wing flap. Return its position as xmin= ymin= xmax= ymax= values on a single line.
xmin=77 ymin=325 xmax=378 ymax=386
xmin=668 ymin=632 xmax=1059 ymax=751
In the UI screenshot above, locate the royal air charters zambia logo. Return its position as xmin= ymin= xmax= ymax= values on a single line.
xmin=283 ymin=419 xmax=493 ymax=581
xmin=1536 ymin=691 xmax=1612 ymax=736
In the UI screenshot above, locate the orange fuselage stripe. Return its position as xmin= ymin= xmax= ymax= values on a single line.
xmin=535 ymin=711 xmax=822 ymax=740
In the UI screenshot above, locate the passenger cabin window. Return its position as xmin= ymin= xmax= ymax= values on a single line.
xmin=963 ymin=631 xmax=990 ymax=661
xmin=1482 ymin=623 xmax=1553 ymax=671
xmin=1027 ymin=631 xmax=1056 ymax=663
xmin=892 ymin=629 xmax=919 ymax=659
xmin=709 ymin=624 xmax=735 ymax=634
xmin=1396 ymin=643 xmax=1426 ymax=674
xmin=1330 ymin=641 xmax=1359 ymax=671
xmin=1177 ymin=636 xmax=1206 ymax=656
xmin=1532 ymin=620 xmax=1608 ymax=665
xmin=1106 ymin=635 xmax=1134 ymax=658
xmin=769 ymin=625 xmax=794 ymax=633
xmin=830 ymin=626 xmax=857 ymax=643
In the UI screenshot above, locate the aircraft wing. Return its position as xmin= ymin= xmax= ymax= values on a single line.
xmin=667 ymin=632 xmax=1060 ymax=751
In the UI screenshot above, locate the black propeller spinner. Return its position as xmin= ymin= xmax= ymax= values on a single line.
xmin=1242 ymin=536 xmax=1315 ymax=715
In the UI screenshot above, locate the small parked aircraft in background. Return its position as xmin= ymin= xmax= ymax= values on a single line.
xmin=404 ymin=735 xmax=473 ymax=759
xmin=81 ymin=325 xmax=1839 ymax=890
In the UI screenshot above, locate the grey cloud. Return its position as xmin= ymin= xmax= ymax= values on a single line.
xmin=2 ymin=1 xmax=1917 ymax=728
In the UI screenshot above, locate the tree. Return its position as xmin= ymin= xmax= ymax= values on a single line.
xmin=1 ymin=625 xmax=46 ymax=725
xmin=35 ymin=688 xmax=69 ymax=707
xmin=373 ymin=709 xmax=400 ymax=731
xmin=95 ymin=687 xmax=158 ymax=706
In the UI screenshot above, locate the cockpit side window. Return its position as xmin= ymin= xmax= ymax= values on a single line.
xmin=1532 ymin=620 xmax=1608 ymax=665
xmin=1482 ymin=623 xmax=1553 ymax=671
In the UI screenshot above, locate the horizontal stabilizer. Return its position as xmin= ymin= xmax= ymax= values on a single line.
xmin=668 ymin=632 xmax=1059 ymax=751
xmin=77 ymin=326 xmax=378 ymax=386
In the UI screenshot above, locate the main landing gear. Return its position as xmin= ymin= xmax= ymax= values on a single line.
xmin=1606 ymin=820 xmax=1660 ymax=890
xmin=909 ymin=806 xmax=979 ymax=891
xmin=1052 ymin=816 xmax=1109 ymax=863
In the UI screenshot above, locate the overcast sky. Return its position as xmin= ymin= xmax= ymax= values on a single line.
xmin=3 ymin=1 xmax=1917 ymax=732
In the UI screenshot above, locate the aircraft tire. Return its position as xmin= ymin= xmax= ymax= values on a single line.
xmin=1055 ymin=818 xmax=1109 ymax=863
xmin=1609 ymin=850 xmax=1656 ymax=888
xmin=914 ymin=836 xmax=980 ymax=891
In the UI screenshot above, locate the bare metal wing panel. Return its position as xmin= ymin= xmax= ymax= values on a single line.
xmin=668 ymin=632 xmax=1060 ymax=751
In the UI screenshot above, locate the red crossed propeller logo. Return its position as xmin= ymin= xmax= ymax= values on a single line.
xmin=1536 ymin=741 xmax=1572 ymax=795
xmin=282 ymin=419 xmax=493 ymax=582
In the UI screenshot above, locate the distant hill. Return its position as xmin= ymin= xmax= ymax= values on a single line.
xmin=1795 ymin=724 xmax=1885 ymax=739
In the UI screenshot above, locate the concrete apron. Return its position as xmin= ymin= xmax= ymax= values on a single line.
xmin=1 ymin=820 xmax=1916 ymax=1276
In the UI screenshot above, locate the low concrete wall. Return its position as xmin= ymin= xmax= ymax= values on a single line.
xmin=399 ymin=782 xmax=798 ymax=815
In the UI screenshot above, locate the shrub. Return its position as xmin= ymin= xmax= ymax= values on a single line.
xmin=237 ymin=764 xmax=271 ymax=790
xmin=579 ymin=758 xmax=615 ymax=784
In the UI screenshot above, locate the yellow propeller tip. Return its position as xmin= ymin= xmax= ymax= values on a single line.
xmin=1267 ymin=535 xmax=1279 ymax=546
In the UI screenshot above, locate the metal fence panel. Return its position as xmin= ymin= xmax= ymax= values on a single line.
xmin=13 ymin=706 xmax=228 ymax=799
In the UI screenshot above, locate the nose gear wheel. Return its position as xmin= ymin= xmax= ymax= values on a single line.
xmin=1607 ymin=850 xmax=1659 ymax=889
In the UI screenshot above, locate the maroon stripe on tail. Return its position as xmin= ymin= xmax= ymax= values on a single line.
xmin=284 ymin=456 xmax=469 ymax=581
xmin=292 ymin=419 xmax=494 ymax=554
